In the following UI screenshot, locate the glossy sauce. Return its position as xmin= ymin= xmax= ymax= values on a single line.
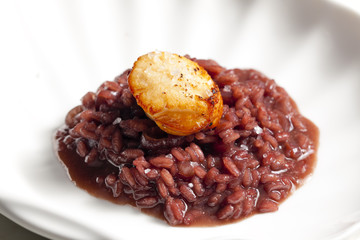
xmin=54 ymin=116 xmax=318 ymax=226
xmin=54 ymin=60 xmax=319 ymax=226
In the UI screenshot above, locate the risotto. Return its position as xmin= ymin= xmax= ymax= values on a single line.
xmin=54 ymin=54 xmax=319 ymax=226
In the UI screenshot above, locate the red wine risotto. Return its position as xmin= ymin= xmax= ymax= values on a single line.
xmin=54 ymin=54 xmax=319 ymax=226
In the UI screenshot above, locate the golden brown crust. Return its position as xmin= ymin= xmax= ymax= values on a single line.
xmin=128 ymin=51 xmax=223 ymax=136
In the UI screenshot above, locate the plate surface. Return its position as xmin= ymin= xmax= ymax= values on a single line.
xmin=1 ymin=0 xmax=360 ymax=239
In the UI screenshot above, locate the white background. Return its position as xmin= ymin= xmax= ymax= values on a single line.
xmin=0 ymin=0 xmax=359 ymax=239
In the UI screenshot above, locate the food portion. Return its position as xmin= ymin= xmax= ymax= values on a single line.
xmin=54 ymin=52 xmax=319 ymax=226
xmin=128 ymin=52 xmax=223 ymax=136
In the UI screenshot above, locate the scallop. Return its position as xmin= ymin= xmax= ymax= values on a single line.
xmin=128 ymin=51 xmax=223 ymax=136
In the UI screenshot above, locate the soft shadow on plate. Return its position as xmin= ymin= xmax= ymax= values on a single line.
xmin=0 ymin=200 xmax=107 ymax=240
xmin=2 ymin=128 xmax=108 ymax=239
xmin=14 ymin=127 xmax=166 ymax=238
xmin=19 ymin=128 xmax=72 ymax=194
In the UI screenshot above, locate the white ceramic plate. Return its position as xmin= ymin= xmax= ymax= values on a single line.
xmin=1 ymin=0 xmax=360 ymax=239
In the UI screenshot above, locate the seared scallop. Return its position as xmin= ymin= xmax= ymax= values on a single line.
xmin=128 ymin=51 xmax=223 ymax=136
